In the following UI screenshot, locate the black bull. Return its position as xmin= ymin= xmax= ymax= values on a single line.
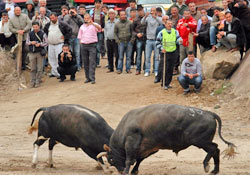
xmin=28 ymin=104 xmax=114 ymax=169
xmin=98 ymin=104 xmax=236 ymax=175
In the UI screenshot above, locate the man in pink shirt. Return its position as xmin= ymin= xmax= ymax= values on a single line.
xmin=78 ymin=13 xmax=101 ymax=84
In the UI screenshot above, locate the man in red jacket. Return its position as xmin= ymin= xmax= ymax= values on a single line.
xmin=177 ymin=10 xmax=197 ymax=64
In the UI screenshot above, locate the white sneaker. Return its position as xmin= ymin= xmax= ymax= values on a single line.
xmin=144 ymin=72 xmax=150 ymax=77
xmin=155 ymin=72 xmax=158 ymax=76
xmin=10 ymin=44 xmax=18 ymax=54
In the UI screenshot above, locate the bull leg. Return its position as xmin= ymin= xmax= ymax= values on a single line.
xmin=32 ymin=136 xmax=47 ymax=168
xmin=48 ymin=139 xmax=56 ymax=168
xmin=198 ymin=142 xmax=220 ymax=174
xmin=123 ymin=133 xmax=142 ymax=175
xmin=130 ymin=159 xmax=144 ymax=175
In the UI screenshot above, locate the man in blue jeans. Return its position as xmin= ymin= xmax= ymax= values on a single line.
xmin=114 ymin=11 xmax=133 ymax=74
xmin=209 ymin=7 xmax=221 ymax=52
xmin=132 ymin=5 xmax=146 ymax=75
xmin=177 ymin=51 xmax=202 ymax=95
xmin=141 ymin=7 xmax=162 ymax=77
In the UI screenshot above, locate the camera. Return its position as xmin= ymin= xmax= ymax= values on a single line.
xmin=64 ymin=52 xmax=68 ymax=56
xmin=70 ymin=11 xmax=74 ymax=15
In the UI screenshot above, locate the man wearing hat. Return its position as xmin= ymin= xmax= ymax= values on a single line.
xmin=133 ymin=4 xmax=146 ymax=75
xmin=104 ymin=9 xmax=119 ymax=72
xmin=207 ymin=0 xmax=216 ymax=17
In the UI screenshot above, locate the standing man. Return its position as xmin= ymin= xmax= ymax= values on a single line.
xmin=177 ymin=10 xmax=197 ymax=64
xmin=207 ymin=0 xmax=216 ymax=17
xmin=78 ymin=14 xmax=101 ymax=84
xmin=22 ymin=0 xmax=35 ymax=20
xmin=38 ymin=0 xmax=51 ymax=17
xmin=26 ymin=22 xmax=47 ymax=88
xmin=114 ymin=11 xmax=133 ymax=74
xmin=126 ymin=0 xmax=137 ymax=20
xmin=141 ymin=7 xmax=162 ymax=77
xmin=78 ymin=5 xmax=87 ymax=19
xmin=177 ymin=51 xmax=202 ymax=95
xmin=104 ymin=9 xmax=119 ymax=73
xmin=188 ymin=2 xmax=201 ymax=22
xmin=9 ymin=6 xmax=31 ymax=70
xmin=0 ymin=0 xmax=17 ymax=19
xmin=155 ymin=19 xmax=182 ymax=90
xmin=44 ymin=12 xmax=72 ymax=78
xmin=169 ymin=6 xmax=182 ymax=75
xmin=58 ymin=5 xmax=69 ymax=22
xmin=133 ymin=4 xmax=146 ymax=75
xmin=89 ymin=0 xmax=105 ymax=67
xmin=32 ymin=7 xmax=50 ymax=30
xmin=167 ymin=0 xmax=188 ymax=16
xmin=64 ymin=6 xmax=84 ymax=71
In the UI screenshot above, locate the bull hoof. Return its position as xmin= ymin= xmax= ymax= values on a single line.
xmin=95 ymin=164 xmax=103 ymax=170
xmin=131 ymin=171 xmax=139 ymax=175
xmin=31 ymin=164 xmax=36 ymax=168
xmin=209 ymin=170 xmax=219 ymax=175
xmin=204 ymin=164 xmax=210 ymax=173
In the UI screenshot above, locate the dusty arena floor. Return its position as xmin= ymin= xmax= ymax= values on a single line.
xmin=0 ymin=58 xmax=250 ymax=175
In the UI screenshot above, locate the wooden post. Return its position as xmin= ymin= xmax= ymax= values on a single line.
xmin=188 ymin=33 xmax=194 ymax=52
xmin=17 ymin=34 xmax=23 ymax=78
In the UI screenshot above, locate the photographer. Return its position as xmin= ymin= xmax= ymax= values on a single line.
xmin=57 ymin=44 xmax=77 ymax=82
xmin=26 ymin=22 xmax=48 ymax=88
xmin=64 ymin=6 xmax=84 ymax=71
xmin=58 ymin=5 xmax=69 ymax=22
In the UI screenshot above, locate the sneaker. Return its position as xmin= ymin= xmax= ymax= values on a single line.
xmin=155 ymin=72 xmax=158 ymax=77
xmin=34 ymin=83 xmax=40 ymax=88
xmin=144 ymin=72 xmax=150 ymax=77
xmin=126 ymin=70 xmax=132 ymax=74
xmin=10 ymin=44 xmax=18 ymax=54
xmin=96 ymin=65 xmax=101 ymax=68
xmin=194 ymin=88 xmax=200 ymax=93
xmin=117 ymin=70 xmax=122 ymax=74
xmin=59 ymin=79 xmax=64 ymax=82
xmin=154 ymin=77 xmax=160 ymax=83
xmin=164 ymin=86 xmax=169 ymax=90
xmin=91 ymin=80 xmax=96 ymax=84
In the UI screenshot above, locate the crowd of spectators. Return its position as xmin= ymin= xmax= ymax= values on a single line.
xmin=0 ymin=0 xmax=249 ymax=94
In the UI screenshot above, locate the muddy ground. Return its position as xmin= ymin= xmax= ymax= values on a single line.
xmin=0 ymin=57 xmax=250 ymax=175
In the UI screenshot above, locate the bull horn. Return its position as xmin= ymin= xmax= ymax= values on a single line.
xmin=97 ymin=152 xmax=107 ymax=159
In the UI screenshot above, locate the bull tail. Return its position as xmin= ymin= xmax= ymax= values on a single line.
xmin=213 ymin=113 xmax=237 ymax=159
xmin=28 ymin=107 xmax=46 ymax=134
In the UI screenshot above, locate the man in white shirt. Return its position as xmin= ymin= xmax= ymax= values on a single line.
xmin=0 ymin=0 xmax=16 ymax=19
xmin=0 ymin=12 xmax=16 ymax=51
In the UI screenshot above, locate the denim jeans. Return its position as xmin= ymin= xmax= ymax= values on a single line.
xmin=136 ymin=39 xmax=145 ymax=72
xmin=210 ymin=26 xmax=218 ymax=46
xmin=177 ymin=74 xmax=202 ymax=91
xmin=69 ymin=38 xmax=80 ymax=69
xmin=96 ymin=32 xmax=105 ymax=66
xmin=117 ymin=42 xmax=132 ymax=72
xmin=145 ymin=39 xmax=159 ymax=74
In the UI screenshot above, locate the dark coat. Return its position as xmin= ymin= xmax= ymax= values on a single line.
xmin=0 ymin=2 xmax=18 ymax=18
xmin=44 ymin=20 xmax=72 ymax=44
xmin=223 ymin=17 xmax=246 ymax=46
xmin=58 ymin=51 xmax=76 ymax=68
xmin=228 ymin=1 xmax=250 ymax=31
xmin=196 ymin=22 xmax=211 ymax=49
xmin=132 ymin=15 xmax=147 ymax=41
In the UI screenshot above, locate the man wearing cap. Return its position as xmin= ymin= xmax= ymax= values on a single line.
xmin=167 ymin=0 xmax=188 ymax=16
xmin=105 ymin=9 xmax=119 ymax=72
xmin=207 ymin=0 xmax=216 ymax=17
xmin=132 ymin=4 xmax=146 ymax=75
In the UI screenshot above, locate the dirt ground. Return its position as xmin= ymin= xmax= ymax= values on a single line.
xmin=0 ymin=57 xmax=250 ymax=175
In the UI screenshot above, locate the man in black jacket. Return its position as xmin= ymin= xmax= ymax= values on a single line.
xmin=43 ymin=12 xmax=72 ymax=78
xmin=228 ymin=0 xmax=250 ymax=51
xmin=217 ymin=12 xmax=246 ymax=52
xmin=194 ymin=15 xmax=211 ymax=54
xmin=26 ymin=22 xmax=47 ymax=88
xmin=57 ymin=44 xmax=77 ymax=82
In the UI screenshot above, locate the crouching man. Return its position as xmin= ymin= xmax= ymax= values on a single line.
xmin=177 ymin=51 xmax=202 ymax=95
xmin=57 ymin=44 xmax=77 ymax=82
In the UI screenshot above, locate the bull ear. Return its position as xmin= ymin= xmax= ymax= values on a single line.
xmin=103 ymin=144 xmax=111 ymax=152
